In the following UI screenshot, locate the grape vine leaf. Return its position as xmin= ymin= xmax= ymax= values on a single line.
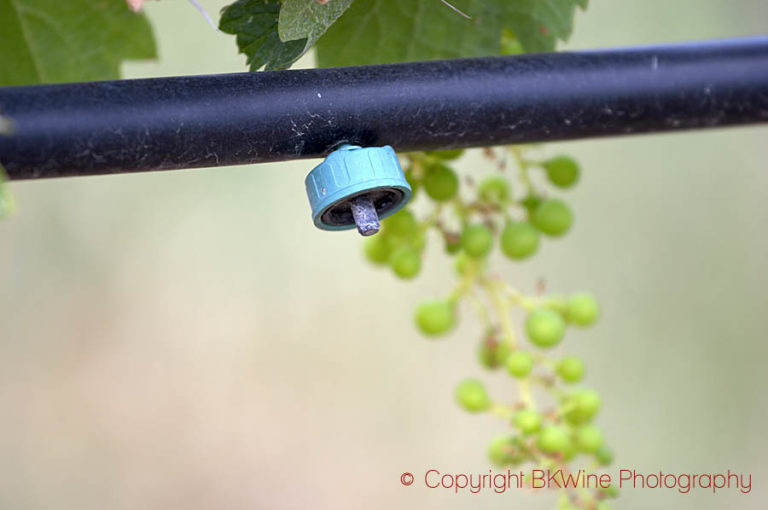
xmin=278 ymin=0 xmax=354 ymax=47
xmin=315 ymin=0 xmax=587 ymax=67
xmin=220 ymin=0 xmax=308 ymax=71
xmin=0 ymin=0 xmax=156 ymax=86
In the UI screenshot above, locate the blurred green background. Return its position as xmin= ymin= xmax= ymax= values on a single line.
xmin=1 ymin=1 xmax=767 ymax=508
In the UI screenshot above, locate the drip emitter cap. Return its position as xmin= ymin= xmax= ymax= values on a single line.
xmin=305 ymin=145 xmax=412 ymax=235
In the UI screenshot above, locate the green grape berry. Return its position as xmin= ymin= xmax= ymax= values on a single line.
xmin=478 ymin=175 xmax=511 ymax=204
xmin=575 ymin=424 xmax=604 ymax=453
xmin=563 ymin=390 xmax=602 ymax=425
xmin=513 ymin=409 xmax=542 ymax=434
xmin=383 ymin=209 xmax=418 ymax=238
xmin=488 ymin=435 xmax=520 ymax=467
xmin=478 ymin=338 xmax=511 ymax=369
xmin=414 ymin=299 xmax=456 ymax=337
xmin=556 ymin=356 xmax=586 ymax=383
xmin=531 ymin=199 xmax=574 ymax=237
xmin=363 ymin=235 xmax=391 ymax=265
xmin=537 ymin=426 xmax=571 ymax=455
xmin=500 ymin=221 xmax=540 ymax=260
xmin=596 ymin=502 xmax=612 ymax=510
xmin=506 ymin=351 xmax=534 ymax=378
xmin=595 ymin=445 xmax=614 ymax=466
xmin=423 ymin=163 xmax=459 ymax=201
xmin=455 ymin=378 xmax=490 ymax=413
xmin=562 ymin=437 xmax=578 ymax=461
xmin=525 ymin=308 xmax=566 ymax=348
xmin=567 ymin=293 xmax=600 ymax=327
xmin=521 ymin=194 xmax=542 ymax=212
xmin=460 ymin=224 xmax=493 ymax=258
xmin=404 ymin=168 xmax=420 ymax=195
xmin=543 ymin=156 xmax=581 ymax=188
xmin=390 ymin=247 xmax=421 ymax=279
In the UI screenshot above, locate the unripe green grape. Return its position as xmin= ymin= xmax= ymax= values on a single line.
xmin=404 ymin=168 xmax=420 ymax=195
xmin=455 ymin=378 xmax=490 ymax=413
xmin=563 ymin=389 xmax=602 ymax=425
xmin=414 ymin=299 xmax=456 ymax=337
xmin=423 ymin=163 xmax=459 ymax=201
xmin=595 ymin=445 xmax=614 ymax=466
xmin=460 ymin=224 xmax=493 ymax=259
xmin=500 ymin=221 xmax=540 ymax=260
xmin=556 ymin=356 xmax=586 ymax=383
xmin=596 ymin=503 xmax=611 ymax=510
xmin=455 ymin=252 xmax=472 ymax=277
xmin=383 ymin=208 xmax=418 ymax=238
xmin=506 ymin=351 xmax=534 ymax=378
xmin=525 ymin=308 xmax=566 ymax=348
xmin=521 ymin=194 xmax=542 ymax=212
xmin=567 ymin=293 xmax=600 ymax=327
xmin=561 ymin=437 xmax=578 ymax=461
xmin=513 ymin=409 xmax=542 ymax=434
xmin=575 ymin=424 xmax=604 ymax=453
xmin=478 ymin=338 xmax=511 ymax=370
xmin=363 ymin=235 xmax=391 ymax=265
xmin=426 ymin=149 xmax=464 ymax=160
xmin=543 ymin=156 xmax=581 ymax=188
xmin=478 ymin=175 xmax=511 ymax=204
xmin=488 ymin=435 xmax=519 ymax=467
xmin=532 ymin=199 xmax=574 ymax=237
xmin=412 ymin=230 xmax=427 ymax=252
xmin=537 ymin=426 xmax=571 ymax=454
xmin=390 ymin=246 xmax=421 ymax=279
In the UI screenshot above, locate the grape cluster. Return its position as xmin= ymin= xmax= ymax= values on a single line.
xmin=362 ymin=147 xmax=616 ymax=509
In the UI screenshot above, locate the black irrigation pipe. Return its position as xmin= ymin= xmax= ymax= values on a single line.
xmin=1 ymin=36 xmax=767 ymax=180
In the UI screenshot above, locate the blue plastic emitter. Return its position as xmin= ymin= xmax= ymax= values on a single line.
xmin=305 ymin=145 xmax=412 ymax=235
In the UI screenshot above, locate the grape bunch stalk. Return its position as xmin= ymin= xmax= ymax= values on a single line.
xmin=363 ymin=147 xmax=619 ymax=509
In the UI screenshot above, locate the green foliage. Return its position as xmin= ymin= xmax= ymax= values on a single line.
xmin=315 ymin=0 xmax=500 ymax=67
xmin=0 ymin=0 xmax=156 ymax=86
xmin=220 ymin=0 xmax=587 ymax=70
xmin=219 ymin=0 xmax=307 ymax=71
xmin=316 ymin=0 xmax=586 ymax=67
xmin=278 ymin=0 xmax=353 ymax=54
